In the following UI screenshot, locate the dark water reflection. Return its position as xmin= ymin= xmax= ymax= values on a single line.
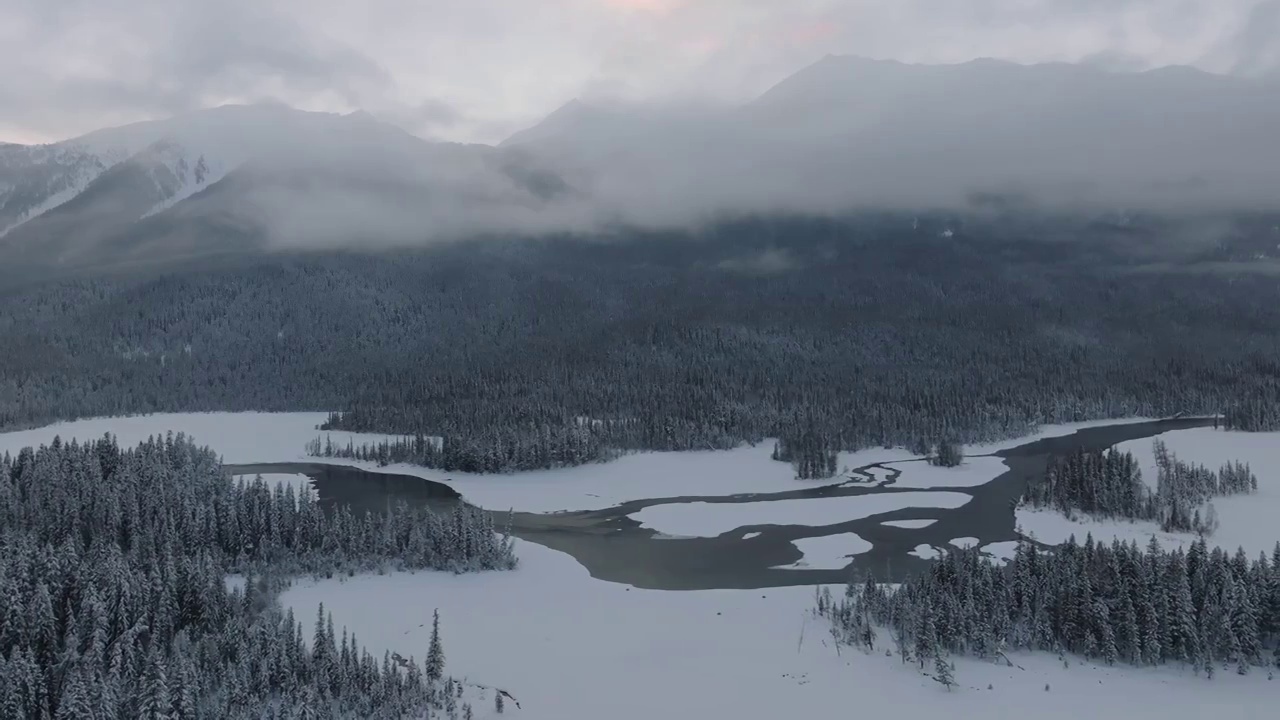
xmin=226 ymin=417 xmax=1211 ymax=591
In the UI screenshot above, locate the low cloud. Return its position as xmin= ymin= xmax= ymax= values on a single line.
xmin=1 ymin=0 xmax=1273 ymax=144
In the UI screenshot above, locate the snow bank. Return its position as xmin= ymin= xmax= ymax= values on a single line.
xmin=879 ymin=456 xmax=1009 ymax=489
xmin=882 ymin=519 xmax=938 ymax=529
xmin=280 ymin=540 xmax=1269 ymax=720
xmin=772 ymin=533 xmax=872 ymax=570
xmin=970 ymin=417 xmax=1159 ymax=453
xmin=1016 ymin=508 xmax=1189 ymax=550
xmin=631 ymin=492 xmax=972 ymax=538
xmin=950 ymin=537 xmax=980 ymax=548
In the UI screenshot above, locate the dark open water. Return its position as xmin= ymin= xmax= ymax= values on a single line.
xmin=226 ymin=416 xmax=1211 ymax=590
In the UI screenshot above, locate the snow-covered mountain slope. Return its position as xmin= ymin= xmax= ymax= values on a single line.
xmin=0 ymin=139 xmax=226 ymax=265
xmin=0 ymin=105 xmax=292 ymax=239
xmin=0 ymin=104 xmax=579 ymax=272
xmin=0 ymin=143 xmax=111 ymax=237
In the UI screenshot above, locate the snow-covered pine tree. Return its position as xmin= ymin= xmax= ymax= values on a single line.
xmin=427 ymin=609 xmax=446 ymax=683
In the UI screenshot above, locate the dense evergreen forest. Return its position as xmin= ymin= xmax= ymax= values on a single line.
xmin=1224 ymin=390 xmax=1280 ymax=432
xmin=819 ymin=535 xmax=1280 ymax=686
xmin=0 ymin=434 xmax=516 ymax=718
xmin=1022 ymin=441 xmax=1257 ymax=535
xmin=5 ymin=213 xmax=1280 ymax=468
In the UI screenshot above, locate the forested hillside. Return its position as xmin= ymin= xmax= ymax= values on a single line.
xmin=4 ymin=213 xmax=1280 ymax=465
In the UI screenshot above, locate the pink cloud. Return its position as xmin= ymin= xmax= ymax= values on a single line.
xmin=787 ymin=20 xmax=838 ymax=45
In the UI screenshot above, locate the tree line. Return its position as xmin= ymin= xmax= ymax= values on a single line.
xmin=307 ymin=420 xmax=618 ymax=473
xmin=1021 ymin=441 xmax=1257 ymax=535
xmin=819 ymin=535 xmax=1280 ymax=686
xmin=0 ymin=433 xmax=516 ymax=719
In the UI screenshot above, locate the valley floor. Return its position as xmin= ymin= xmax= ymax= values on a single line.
xmin=5 ymin=412 xmax=1279 ymax=718
xmin=279 ymin=538 xmax=1277 ymax=720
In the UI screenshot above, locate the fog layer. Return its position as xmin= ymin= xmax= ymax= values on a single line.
xmin=2 ymin=57 xmax=1279 ymax=266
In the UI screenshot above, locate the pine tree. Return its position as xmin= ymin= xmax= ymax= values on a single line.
xmin=426 ymin=609 xmax=446 ymax=684
xmin=933 ymin=646 xmax=956 ymax=690
xmin=137 ymin=647 xmax=171 ymax=720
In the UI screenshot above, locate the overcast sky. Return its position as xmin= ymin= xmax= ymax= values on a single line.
xmin=2 ymin=0 xmax=1275 ymax=146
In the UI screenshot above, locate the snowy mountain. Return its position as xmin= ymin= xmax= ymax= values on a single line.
xmin=0 ymin=143 xmax=112 ymax=236
xmin=5 ymin=59 xmax=1279 ymax=276
xmin=504 ymin=57 xmax=1280 ymax=220
xmin=0 ymin=105 xmax=580 ymax=272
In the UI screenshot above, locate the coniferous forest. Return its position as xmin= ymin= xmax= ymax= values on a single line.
xmin=818 ymin=535 xmax=1280 ymax=684
xmin=1022 ymin=441 xmax=1258 ymax=535
xmin=0 ymin=433 xmax=516 ymax=719
xmin=5 ymin=215 xmax=1280 ymax=469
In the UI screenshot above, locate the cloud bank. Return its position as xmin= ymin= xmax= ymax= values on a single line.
xmin=1 ymin=0 xmax=1275 ymax=145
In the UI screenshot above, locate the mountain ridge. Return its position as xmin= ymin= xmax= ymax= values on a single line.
xmin=0 ymin=104 xmax=581 ymax=270
xmin=3 ymin=58 xmax=1279 ymax=278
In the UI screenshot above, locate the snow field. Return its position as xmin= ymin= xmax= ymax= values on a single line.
xmin=280 ymin=539 xmax=1276 ymax=720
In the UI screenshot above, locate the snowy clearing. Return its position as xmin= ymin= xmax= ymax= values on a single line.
xmin=950 ymin=537 xmax=981 ymax=548
xmin=1113 ymin=427 xmax=1280 ymax=494
xmin=1118 ymin=428 xmax=1280 ymax=557
xmin=0 ymin=412 xmax=406 ymax=465
xmin=742 ymin=532 xmax=762 ymax=540
xmin=630 ymin=492 xmax=973 ymax=538
xmin=882 ymin=519 xmax=938 ymax=529
xmin=879 ymin=456 xmax=1010 ymax=489
xmin=1026 ymin=428 xmax=1280 ymax=557
xmin=909 ymin=544 xmax=944 ymax=561
xmin=280 ymin=540 xmax=1270 ymax=720
xmin=772 ymin=533 xmax=873 ymax=570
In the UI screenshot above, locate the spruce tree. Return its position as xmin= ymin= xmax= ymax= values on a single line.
xmin=426 ymin=609 xmax=446 ymax=684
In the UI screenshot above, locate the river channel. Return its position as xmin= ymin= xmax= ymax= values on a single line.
xmin=226 ymin=416 xmax=1212 ymax=591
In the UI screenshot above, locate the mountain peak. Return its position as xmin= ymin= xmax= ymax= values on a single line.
xmin=502 ymin=99 xmax=602 ymax=147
